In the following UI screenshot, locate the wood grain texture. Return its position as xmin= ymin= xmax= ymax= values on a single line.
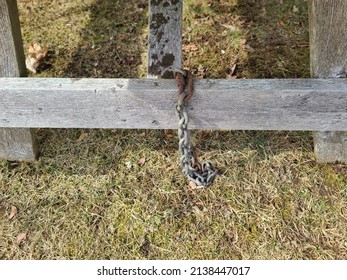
xmin=0 ymin=128 xmax=38 ymax=161
xmin=309 ymin=0 xmax=347 ymax=78
xmin=1 ymin=78 xmax=347 ymax=131
xmin=147 ymin=0 xmax=182 ymax=78
xmin=0 ymin=0 xmax=26 ymax=77
xmin=0 ymin=0 xmax=38 ymax=161
xmin=309 ymin=0 xmax=347 ymax=163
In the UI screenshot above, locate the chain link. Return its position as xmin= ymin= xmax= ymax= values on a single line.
xmin=174 ymin=69 xmax=218 ymax=188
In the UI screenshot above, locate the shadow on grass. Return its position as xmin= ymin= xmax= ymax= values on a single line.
xmin=233 ymin=0 xmax=310 ymax=78
xmin=64 ymin=0 xmax=148 ymax=78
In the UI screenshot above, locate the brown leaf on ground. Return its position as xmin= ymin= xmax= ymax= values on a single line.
xmin=240 ymin=39 xmax=247 ymax=45
xmin=197 ymin=65 xmax=205 ymax=72
xmin=244 ymin=44 xmax=255 ymax=52
xmin=25 ymin=43 xmax=48 ymax=73
xmin=138 ymin=157 xmax=146 ymax=166
xmin=182 ymin=43 xmax=198 ymax=52
xmin=197 ymin=64 xmax=206 ymax=79
xmin=77 ymin=132 xmax=88 ymax=142
xmin=9 ymin=206 xmax=17 ymax=220
xmin=164 ymin=129 xmax=174 ymax=139
xmin=188 ymin=181 xmax=198 ymax=189
xmin=230 ymin=63 xmax=237 ymax=76
xmin=17 ymin=232 xmax=27 ymax=245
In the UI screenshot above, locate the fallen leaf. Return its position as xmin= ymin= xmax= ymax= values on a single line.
xmin=204 ymin=18 xmax=215 ymax=26
xmin=230 ymin=63 xmax=237 ymax=76
xmin=138 ymin=157 xmax=146 ymax=167
xmin=27 ymin=44 xmax=36 ymax=54
xmin=293 ymin=5 xmax=299 ymax=13
xmin=25 ymin=56 xmax=40 ymax=73
xmin=77 ymin=132 xmax=88 ymax=142
xmin=164 ymin=129 xmax=174 ymax=139
xmin=17 ymin=232 xmax=27 ymax=245
xmin=221 ymin=24 xmax=236 ymax=31
xmin=188 ymin=181 xmax=198 ymax=189
xmin=182 ymin=43 xmax=198 ymax=52
xmin=29 ymin=43 xmax=47 ymax=60
xmin=244 ymin=44 xmax=255 ymax=52
xmin=197 ymin=64 xmax=205 ymax=73
xmin=25 ymin=43 xmax=48 ymax=73
xmin=9 ymin=205 xmax=17 ymax=220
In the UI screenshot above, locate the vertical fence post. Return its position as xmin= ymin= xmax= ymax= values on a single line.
xmin=147 ymin=0 xmax=183 ymax=78
xmin=309 ymin=0 xmax=347 ymax=163
xmin=0 ymin=0 xmax=39 ymax=161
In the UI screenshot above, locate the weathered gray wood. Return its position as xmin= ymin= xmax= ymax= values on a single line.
xmin=0 ymin=0 xmax=39 ymax=161
xmin=0 ymin=0 xmax=26 ymax=77
xmin=309 ymin=0 xmax=347 ymax=163
xmin=309 ymin=1 xmax=347 ymax=78
xmin=313 ymin=131 xmax=347 ymax=163
xmin=0 ymin=128 xmax=39 ymax=161
xmin=1 ymin=77 xmax=347 ymax=131
xmin=147 ymin=0 xmax=182 ymax=78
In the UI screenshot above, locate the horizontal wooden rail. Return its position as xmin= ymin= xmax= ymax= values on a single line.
xmin=1 ymin=78 xmax=347 ymax=131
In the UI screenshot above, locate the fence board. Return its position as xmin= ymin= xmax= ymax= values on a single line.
xmin=1 ymin=77 xmax=347 ymax=131
xmin=0 ymin=0 xmax=38 ymax=161
xmin=147 ymin=0 xmax=182 ymax=78
xmin=309 ymin=0 xmax=347 ymax=163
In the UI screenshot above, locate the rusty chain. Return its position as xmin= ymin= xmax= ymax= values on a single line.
xmin=174 ymin=68 xmax=218 ymax=188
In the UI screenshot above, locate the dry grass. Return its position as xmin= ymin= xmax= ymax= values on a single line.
xmin=1 ymin=0 xmax=347 ymax=260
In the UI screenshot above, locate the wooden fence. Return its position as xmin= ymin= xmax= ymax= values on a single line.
xmin=0 ymin=0 xmax=347 ymax=162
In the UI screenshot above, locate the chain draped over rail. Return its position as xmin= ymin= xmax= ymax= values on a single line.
xmin=174 ymin=69 xmax=218 ymax=188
